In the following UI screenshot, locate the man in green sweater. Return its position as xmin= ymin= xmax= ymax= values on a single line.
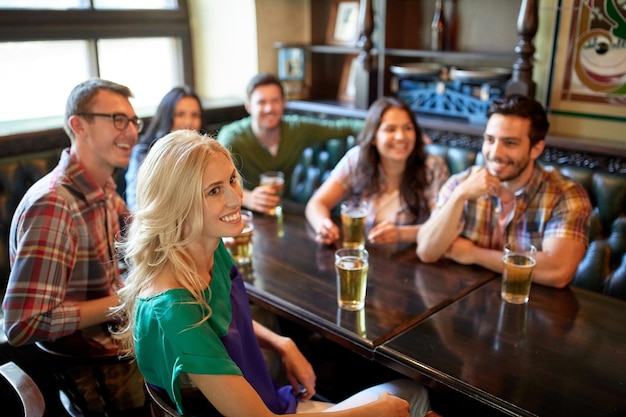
xmin=217 ymin=73 xmax=363 ymax=214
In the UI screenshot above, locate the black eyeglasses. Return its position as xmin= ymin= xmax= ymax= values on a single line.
xmin=76 ymin=113 xmax=144 ymax=133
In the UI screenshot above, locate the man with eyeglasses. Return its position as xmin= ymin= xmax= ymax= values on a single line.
xmin=2 ymin=78 xmax=147 ymax=415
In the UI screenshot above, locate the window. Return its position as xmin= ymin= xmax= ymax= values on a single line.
xmin=0 ymin=0 xmax=192 ymax=135
xmin=97 ymin=37 xmax=183 ymax=110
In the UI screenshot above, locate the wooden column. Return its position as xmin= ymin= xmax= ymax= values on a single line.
xmin=506 ymin=0 xmax=538 ymax=98
xmin=354 ymin=0 xmax=376 ymax=109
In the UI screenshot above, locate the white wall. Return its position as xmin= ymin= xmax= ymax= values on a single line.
xmin=187 ymin=0 xmax=310 ymax=102
xmin=255 ymin=0 xmax=310 ymax=74
xmin=187 ymin=0 xmax=258 ymax=101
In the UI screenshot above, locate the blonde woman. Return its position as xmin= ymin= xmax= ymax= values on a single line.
xmin=114 ymin=130 xmax=433 ymax=416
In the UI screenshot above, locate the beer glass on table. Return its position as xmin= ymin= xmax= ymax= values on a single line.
xmin=340 ymin=199 xmax=369 ymax=249
xmin=335 ymin=248 xmax=369 ymax=311
xmin=501 ymin=242 xmax=537 ymax=304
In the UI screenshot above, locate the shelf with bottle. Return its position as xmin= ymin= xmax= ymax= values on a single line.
xmin=377 ymin=0 xmax=521 ymax=96
xmin=430 ymin=0 xmax=445 ymax=51
xmin=278 ymin=0 xmax=533 ymax=110
xmin=382 ymin=0 xmax=521 ymax=55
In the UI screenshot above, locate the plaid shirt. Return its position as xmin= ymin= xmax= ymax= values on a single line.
xmin=3 ymin=149 xmax=129 ymax=346
xmin=434 ymin=164 xmax=591 ymax=251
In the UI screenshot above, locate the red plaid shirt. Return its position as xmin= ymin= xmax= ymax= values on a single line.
xmin=3 ymin=149 xmax=129 ymax=346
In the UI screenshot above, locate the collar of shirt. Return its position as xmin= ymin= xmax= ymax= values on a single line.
xmin=59 ymin=148 xmax=118 ymax=206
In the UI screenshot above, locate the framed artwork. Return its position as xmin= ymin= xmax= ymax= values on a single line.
xmin=326 ymin=0 xmax=360 ymax=46
xmin=548 ymin=0 xmax=626 ymax=121
xmin=277 ymin=46 xmax=305 ymax=81
xmin=338 ymin=55 xmax=359 ymax=102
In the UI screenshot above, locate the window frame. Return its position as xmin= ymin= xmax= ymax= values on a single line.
xmin=0 ymin=2 xmax=194 ymax=86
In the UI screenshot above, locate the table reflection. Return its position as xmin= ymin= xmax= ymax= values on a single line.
xmin=244 ymin=211 xmax=497 ymax=353
xmin=336 ymin=308 xmax=367 ymax=338
xmin=417 ymin=280 xmax=579 ymax=384
xmin=240 ymin=208 xmax=626 ymax=416
xmin=377 ymin=279 xmax=626 ymax=417
xmin=494 ymin=301 xmax=528 ymax=351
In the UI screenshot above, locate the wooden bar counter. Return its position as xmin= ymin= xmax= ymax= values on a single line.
xmin=242 ymin=209 xmax=626 ymax=415
xmin=243 ymin=210 xmax=496 ymax=357
xmin=375 ymin=278 xmax=626 ymax=416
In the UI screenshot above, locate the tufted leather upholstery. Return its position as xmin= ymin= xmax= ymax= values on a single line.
xmin=0 ymin=149 xmax=63 ymax=299
xmin=289 ymin=140 xmax=626 ymax=300
xmin=289 ymin=136 xmax=357 ymax=204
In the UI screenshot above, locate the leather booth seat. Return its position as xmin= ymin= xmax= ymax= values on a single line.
xmin=0 ymin=149 xmax=63 ymax=298
xmin=289 ymin=136 xmax=357 ymax=204
xmin=289 ymin=140 xmax=626 ymax=300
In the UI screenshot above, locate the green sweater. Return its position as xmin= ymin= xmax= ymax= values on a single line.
xmin=217 ymin=114 xmax=363 ymax=195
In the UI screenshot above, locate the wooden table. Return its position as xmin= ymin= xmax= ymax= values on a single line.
xmin=375 ymin=278 xmax=626 ymax=417
xmin=244 ymin=210 xmax=626 ymax=415
xmin=244 ymin=210 xmax=496 ymax=357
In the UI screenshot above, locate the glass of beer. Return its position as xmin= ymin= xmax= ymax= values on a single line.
xmin=259 ymin=171 xmax=285 ymax=216
xmin=335 ymin=248 xmax=369 ymax=311
xmin=230 ymin=210 xmax=254 ymax=265
xmin=340 ymin=199 xmax=369 ymax=249
xmin=501 ymin=242 xmax=537 ymax=304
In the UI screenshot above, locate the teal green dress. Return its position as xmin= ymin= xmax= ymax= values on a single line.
xmin=134 ymin=243 xmax=296 ymax=416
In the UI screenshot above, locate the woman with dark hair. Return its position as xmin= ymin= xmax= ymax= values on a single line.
xmin=125 ymin=86 xmax=203 ymax=210
xmin=306 ymin=96 xmax=449 ymax=246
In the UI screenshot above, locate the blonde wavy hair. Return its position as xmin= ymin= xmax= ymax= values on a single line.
xmin=113 ymin=129 xmax=234 ymax=358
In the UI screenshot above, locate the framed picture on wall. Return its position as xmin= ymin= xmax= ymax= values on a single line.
xmin=326 ymin=0 xmax=360 ymax=46
xmin=277 ymin=46 xmax=305 ymax=81
xmin=338 ymin=55 xmax=359 ymax=102
xmin=547 ymin=0 xmax=626 ymax=121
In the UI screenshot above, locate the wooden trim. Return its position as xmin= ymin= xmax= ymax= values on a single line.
xmin=0 ymin=129 xmax=70 ymax=158
xmin=0 ymin=9 xmax=189 ymax=41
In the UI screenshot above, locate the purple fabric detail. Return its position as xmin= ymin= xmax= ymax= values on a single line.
xmin=219 ymin=264 xmax=297 ymax=414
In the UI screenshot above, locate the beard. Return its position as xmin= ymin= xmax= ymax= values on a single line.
xmin=486 ymin=153 xmax=531 ymax=182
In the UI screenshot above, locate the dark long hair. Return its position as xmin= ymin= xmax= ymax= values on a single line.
xmin=353 ymin=96 xmax=429 ymax=221
xmin=139 ymin=86 xmax=202 ymax=146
